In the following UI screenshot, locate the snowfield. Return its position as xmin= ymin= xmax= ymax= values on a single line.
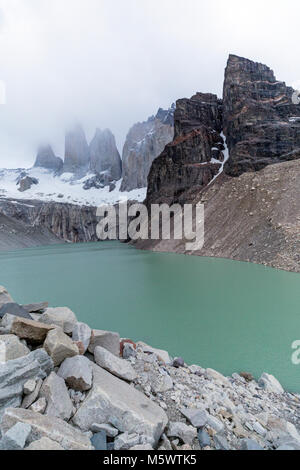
xmin=0 ymin=168 xmax=147 ymax=207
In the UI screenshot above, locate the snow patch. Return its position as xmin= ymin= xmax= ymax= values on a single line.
xmin=0 ymin=167 xmax=147 ymax=206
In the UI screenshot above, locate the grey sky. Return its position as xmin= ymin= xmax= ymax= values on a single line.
xmin=1 ymin=0 xmax=300 ymax=167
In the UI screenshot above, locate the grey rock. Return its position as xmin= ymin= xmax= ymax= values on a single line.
xmin=22 ymin=378 xmax=43 ymax=409
xmin=39 ymin=307 xmax=77 ymax=334
xmin=34 ymin=145 xmax=63 ymax=173
xmin=57 ymin=355 xmax=93 ymax=391
xmin=0 ymin=422 xmax=31 ymax=450
xmin=213 ymin=434 xmax=230 ymax=450
xmin=121 ymin=107 xmax=174 ymax=191
xmin=89 ymin=128 xmax=122 ymax=182
xmin=122 ymin=342 xmax=137 ymax=359
xmin=277 ymin=445 xmax=295 ymax=450
xmin=197 ymin=429 xmax=211 ymax=448
xmin=18 ymin=176 xmax=39 ymax=192
xmin=0 ymin=334 xmax=30 ymax=361
xmin=167 ymin=422 xmax=197 ymax=445
xmin=29 ymin=397 xmax=47 ymax=414
xmin=22 ymin=302 xmax=48 ymax=313
xmin=23 ymin=379 xmax=36 ymax=395
xmin=173 ymin=357 xmax=185 ymax=368
xmin=91 ymin=423 xmax=118 ymax=437
xmin=180 ymin=408 xmax=208 ymax=428
xmin=258 ymin=373 xmax=284 ymax=394
xmin=72 ymin=322 xmax=91 ymax=354
xmin=44 ymin=328 xmax=79 ymax=366
xmin=136 ymin=342 xmax=171 ymax=364
xmin=88 ymin=329 xmax=120 ymax=356
xmin=205 ymin=368 xmax=232 ymax=388
xmin=0 ymin=303 xmax=32 ymax=320
xmin=0 ymin=349 xmax=53 ymax=419
xmin=26 ymin=437 xmax=64 ymax=450
xmin=253 ymin=421 xmax=267 ymax=437
xmin=114 ymin=432 xmax=140 ymax=450
xmin=1 ymin=408 xmax=93 ymax=450
xmin=94 ymin=346 xmax=137 ymax=382
xmin=63 ymin=124 xmax=90 ymax=175
xmin=188 ymin=365 xmax=205 ymax=376
xmin=206 ymin=415 xmax=224 ymax=433
xmin=0 ymin=286 xmax=14 ymax=308
xmin=91 ymin=431 xmax=107 ymax=450
xmin=72 ymin=363 xmax=168 ymax=446
xmin=240 ymin=438 xmax=264 ymax=450
xmin=39 ymin=372 xmax=73 ymax=421
xmin=152 ymin=374 xmax=173 ymax=393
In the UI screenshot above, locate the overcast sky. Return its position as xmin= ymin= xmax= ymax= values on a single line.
xmin=1 ymin=0 xmax=300 ymax=167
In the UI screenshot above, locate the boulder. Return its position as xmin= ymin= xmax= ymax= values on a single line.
xmin=30 ymin=397 xmax=47 ymax=414
xmin=240 ymin=438 xmax=264 ymax=450
xmin=72 ymin=363 xmax=168 ymax=446
xmin=18 ymin=176 xmax=39 ymax=192
xmin=114 ymin=432 xmax=140 ymax=450
xmin=91 ymin=431 xmax=107 ymax=450
xmin=11 ymin=317 xmax=55 ymax=344
xmin=22 ymin=302 xmax=48 ymax=313
xmin=0 ymin=303 xmax=32 ymax=320
xmin=44 ymin=328 xmax=79 ymax=366
xmin=23 ymin=379 xmax=36 ymax=395
xmin=39 ymin=307 xmax=77 ymax=334
xmin=39 ymin=372 xmax=73 ymax=421
xmin=167 ymin=422 xmax=197 ymax=445
xmin=72 ymin=322 xmax=91 ymax=354
xmin=0 ymin=349 xmax=53 ymax=419
xmin=0 ymin=334 xmax=30 ymax=362
xmin=136 ymin=342 xmax=171 ymax=364
xmin=22 ymin=378 xmax=43 ymax=409
xmin=91 ymin=423 xmax=118 ymax=437
xmin=0 ymin=422 xmax=31 ymax=450
xmin=94 ymin=346 xmax=137 ymax=382
xmin=258 ymin=373 xmax=284 ymax=394
xmin=57 ymin=355 xmax=93 ymax=391
xmin=205 ymin=368 xmax=232 ymax=388
xmin=1 ymin=408 xmax=93 ymax=450
xmin=197 ymin=428 xmax=211 ymax=448
xmin=180 ymin=408 xmax=208 ymax=428
xmin=0 ymin=286 xmax=13 ymax=308
xmin=88 ymin=329 xmax=120 ymax=356
xmin=26 ymin=437 xmax=64 ymax=450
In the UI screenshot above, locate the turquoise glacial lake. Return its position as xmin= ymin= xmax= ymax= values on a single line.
xmin=0 ymin=241 xmax=300 ymax=392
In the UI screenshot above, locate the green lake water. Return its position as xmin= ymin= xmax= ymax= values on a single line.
xmin=1 ymin=241 xmax=300 ymax=392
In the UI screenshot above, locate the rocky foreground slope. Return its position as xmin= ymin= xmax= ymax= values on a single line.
xmin=0 ymin=287 xmax=300 ymax=451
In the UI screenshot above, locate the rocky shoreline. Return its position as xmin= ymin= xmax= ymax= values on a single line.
xmin=0 ymin=286 xmax=299 ymax=451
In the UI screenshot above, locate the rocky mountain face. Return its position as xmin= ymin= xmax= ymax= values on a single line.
xmin=121 ymin=107 xmax=174 ymax=192
xmin=146 ymin=94 xmax=224 ymax=206
xmin=146 ymin=55 xmax=300 ymax=207
xmin=89 ymin=129 xmax=122 ymax=182
xmin=63 ymin=125 xmax=90 ymax=176
xmin=223 ymin=55 xmax=300 ymax=176
xmin=0 ymin=199 xmax=98 ymax=244
xmin=34 ymin=145 xmax=63 ymax=173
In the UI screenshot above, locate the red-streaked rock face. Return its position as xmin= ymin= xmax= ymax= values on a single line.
xmin=146 ymin=93 xmax=224 ymax=206
xmin=223 ymin=54 xmax=300 ymax=176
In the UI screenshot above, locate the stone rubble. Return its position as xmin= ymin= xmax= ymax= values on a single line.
xmin=0 ymin=287 xmax=300 ymax=451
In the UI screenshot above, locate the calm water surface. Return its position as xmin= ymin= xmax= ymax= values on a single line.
xmin=0 ymin=241 xmax=300 ymax=391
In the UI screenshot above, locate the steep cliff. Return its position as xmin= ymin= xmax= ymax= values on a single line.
xmin=63 ymin=124 xmax=90 ymax=176
xmin=146 ymin=93 xmax=224 ymax=206
xmin=34 ymin=145 xmax=63 ymax=173
xmin=223 ymin=54 xmax=300 ymax=176
xmin=0 ymin=199 xmax=98 ymax=243
xmin=121 ymin=107 xmax=174 ymax=191
xmin=89 ymin=129 xmax=122 ymax=182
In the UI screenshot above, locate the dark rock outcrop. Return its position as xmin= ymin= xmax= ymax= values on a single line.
xmin=63 ymin=124 xmax=90 ymax=176
xmin=146 ymin=94 xmax=224 ymax=206
xmin=89 ymin=129 xmax=122 ymax=182
xmin=121 ymin=107 xmax=174 ymax=192
xmin=18 ymin=177 xmax=39 ymax=193
xmin=223 ymin=54 xmax=300 ymax=176
xmin=34 ymin=145 xmax=63 ymax=173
